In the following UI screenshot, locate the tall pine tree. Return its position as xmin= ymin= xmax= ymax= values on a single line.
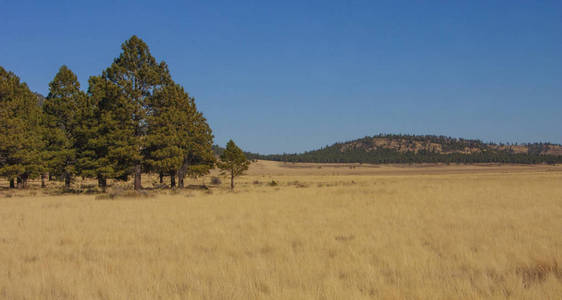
xmin=74 ymin=76 xmax=111 ymax=190
xmin=145 ymin=83 xmax=186 ymax=188
xmin=100 ymin=35 xmax=171 ymax=190
xmin=43 ymin=66 xmax=86 ymax=188
xmin=83 ymin=74 xmax=140 ymax=190
xmin=145 ymin=83 xmax=215 ymax=188
xmin=0 ymin=67 xmax=45 ymax=188
xmin=177 ymin=106 xmax=215 ymax=188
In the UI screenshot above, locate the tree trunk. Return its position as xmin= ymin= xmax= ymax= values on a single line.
xmin=159 ymin=173 xmax=164 ymax=184
xmin=98 ymin=175 xmax=107 ymax=192
xmin=64 ymin=173 xmax=71 ymax=189
xmin=230 ymin=170 xmax=234 ymax=190
xmin=17 ymin=176 xmax=28 ymax=189
xmin=134 ymin=164 xmax=142 ymax=190
xmin=9 ymin=179 xmax=15 ymax=189
xmin=177 ymin=157 xmax=189 ymax=188
xmin=178 ymin=174 xmax=184 ymax=188
xmin=170 ymin=171 xmax=176 ymax=188
xmin=41 ymin=173 xmax=46 ymax=188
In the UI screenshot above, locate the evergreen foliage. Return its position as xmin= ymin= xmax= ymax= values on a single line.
xmin=100 ymin=35 xmax=172 ymax=190
xmin=43 ymin=66 xmax=87 ymax=188
xmin=217 ymin=140 xmax=250 ymax=190
xmin=145 ymin=83 xmax=214 ymax=188
xmin=0 ymin=35 xmax=215 ymax=190
xmin=176 ymin=104 xmax=215 ymax=188
xmin=76 ymin=75 xmax=114 ymax=190
xmin=0 ymin=67 xmax=45 ymax=188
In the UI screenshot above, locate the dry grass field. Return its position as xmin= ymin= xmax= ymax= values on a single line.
xmin=0 ymin=161 xmax=561 ymax=299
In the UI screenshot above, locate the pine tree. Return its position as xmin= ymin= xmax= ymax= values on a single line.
xmin=0 ymin=66 xmax=45 ymax=188
xmin=145 ymin=83 xmax=215 ymax=188
xmin=100 ymin=35 xmax=171 ymax=190
xmin=176 ymin=108 xmax=215 ymax=188
xmin=82 ymin=75 xmax=136 ymax=190
xmin=144 ymin=83 xmax=185 ymax=188
xmin=217 ymin=140 xmax=250 ymax=190
xmin=74 ymin=76 xmax=109 ymax=190
xmin=43 ymin=66 xmax=86 ymax=188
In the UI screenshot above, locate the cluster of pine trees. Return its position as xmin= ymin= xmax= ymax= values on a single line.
xmin=253 ymin=149 xmax=562 ymax=165
xmin=1 ymin=36 xmax=216 ymax=190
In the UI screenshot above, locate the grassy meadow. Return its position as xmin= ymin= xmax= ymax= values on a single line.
xmin=0 ymin=161 xmax=561 ymax=299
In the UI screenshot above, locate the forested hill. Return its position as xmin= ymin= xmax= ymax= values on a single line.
xmin=237 ymin=134 xmax=562 ymax=164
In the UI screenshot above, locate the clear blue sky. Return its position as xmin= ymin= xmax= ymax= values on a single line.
xmin=1 ymin=0 xmax=561 ymax=153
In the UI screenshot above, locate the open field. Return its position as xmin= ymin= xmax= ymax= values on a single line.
xmin=0 ymin=162 xmax=561 ymax=299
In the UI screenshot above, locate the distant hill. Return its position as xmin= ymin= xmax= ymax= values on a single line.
xmin=237 ymin=134 xmax=562 ymax=165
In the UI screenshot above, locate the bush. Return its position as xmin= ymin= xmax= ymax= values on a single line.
xmin=210 ymin=176 xmax=221 ymax=185
xmin=95 ymin=188 xmax=153 ymax=200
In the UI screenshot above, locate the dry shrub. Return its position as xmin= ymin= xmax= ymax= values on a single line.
xmin=334 ymin=235 xmax=355 ymax=242
xmin=94 ymin=194 xmax=110 ymax=200
xmin=169 ymin=189 xmax=181 ymax=195
xmin=83 ymin=187 xmax=101 ymax=194
xmin=186 ymin=184 xmax=209 ymax=190
xmin=80 ymin=184 xmax=97 ymax=190
xmin=95 ymin=188 xmax=154 ymax=200
xmin=268 ymin=180 xmax=278 ymax=187
xmin=210 ymin=177 xmax=221 ymax=185
xmin=516 ymin=260 xmax=562 ymax=288
xmin=288 ymin=180 xmax=309 ymax=188
xmin=152 ymin=182 xmax=168 ymax=189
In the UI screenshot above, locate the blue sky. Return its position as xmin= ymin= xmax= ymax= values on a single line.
xmin=1 ymin=0 xmax=561 ymax=153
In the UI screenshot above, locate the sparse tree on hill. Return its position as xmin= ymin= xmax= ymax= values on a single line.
xmin=217 ymin=140 xmax=250 ymax=190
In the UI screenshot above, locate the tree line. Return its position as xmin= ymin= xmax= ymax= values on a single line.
xmin=1 ymin=36 xmax=249 ymax=191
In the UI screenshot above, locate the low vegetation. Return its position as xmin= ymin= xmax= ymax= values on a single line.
xmin=0 ymin=162 xmax=560 ymax=299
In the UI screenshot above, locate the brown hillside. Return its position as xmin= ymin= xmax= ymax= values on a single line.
xmin=338 ymin=137 xmax=562 ymax=155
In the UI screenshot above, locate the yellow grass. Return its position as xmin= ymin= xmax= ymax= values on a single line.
xmin=0 ymin=161 xmax=561 ymax=299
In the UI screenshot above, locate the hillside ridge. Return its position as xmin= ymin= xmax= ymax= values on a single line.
xmin=234 ymin=134 xmax=562 ymax=164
